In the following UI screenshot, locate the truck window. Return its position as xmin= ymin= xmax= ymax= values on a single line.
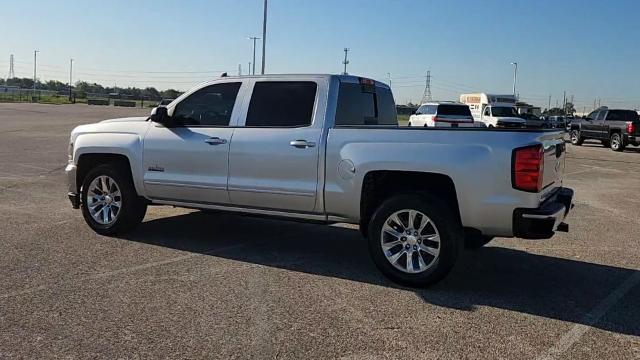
xmin=245 ymin=81 xmax=317 ymax=127
xmin=335 ymin=83 xmax=397 ymax=126
xmin=586 ymin=111 xmax=598 ymax=120
xmin=437 ymin=104 xmax=472 ymax=116
xmin=606 ymin=110 xmax=639 ymax=121
xmin=172 ymin=82 xmax=241 ymax=126
xmin=491 ymin=107 xmax=518 ymax=117
xmin=596 ymin=111 xmax=606 ymax=121
xmin=483 ymin=107 xmax=491 ymax=116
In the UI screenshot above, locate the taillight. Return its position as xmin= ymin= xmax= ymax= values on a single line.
xmin=513 ymin=145 xmax=544 ymax=192
xmin=627 ymin=122 xmax=635 ymax=134
xmin=432 ymin=116 xmax=440 ymax=122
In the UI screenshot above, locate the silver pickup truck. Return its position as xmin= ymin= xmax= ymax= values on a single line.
xmin=65 ymin=74 xmax=573 ymax=286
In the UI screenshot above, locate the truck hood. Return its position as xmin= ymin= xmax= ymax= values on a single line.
xmin=100 ymin=116 xmax=149 ymax=124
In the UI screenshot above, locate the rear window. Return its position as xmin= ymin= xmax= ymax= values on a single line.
xmin=335 ymin=82 xmax=397 ymax=126
xmin=437 ymin=104 xmax=472 ymax=116
xmin=606 ymin=110 xmax=639 ymax=122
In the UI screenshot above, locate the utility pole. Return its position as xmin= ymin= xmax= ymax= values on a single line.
xmin=421 ymin=71 xmax=432 ymax=104
xmin=510 ymin=62 xmax=518 ymax=97
xmin=260 ymin=0 xmax=267 ymax=75
xmin=68 ymin=58 xmax=73 ymax=101
xmin=8 ymin=54 xmax=15 ymax=79
xmin=562 ymin=91 xmax=566 ymax=115
xmin=248 ymin=36 xmax=260 ymax=75
xmin=387 ymin=72 xmax=391 ymax=87
xmin=342 ymin=48 xmax=350 ymax=75
xmin=548 ymin=95 xmax=551 ymax=110
xmin=33 ymin=50 xmax=39 ymax=96
xmin=238 ymin=63 xmax=242 ymax=76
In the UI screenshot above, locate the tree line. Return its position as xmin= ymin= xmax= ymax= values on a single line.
xmin=0 ymin=77 xmax=183 ymax=100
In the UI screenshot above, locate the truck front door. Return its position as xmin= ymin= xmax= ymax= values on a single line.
xmin=227 ymin=79 xmax=325 ymax=213
xmin=143 ymin=81 xmax=245 ymax=204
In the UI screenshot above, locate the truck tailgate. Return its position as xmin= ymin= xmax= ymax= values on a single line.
xmin=540 ymin=132 xmax=566 ymax=199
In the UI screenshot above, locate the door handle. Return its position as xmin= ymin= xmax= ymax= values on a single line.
xmin=290 ymin=140 xmax=316 ymax=148
xmin=205 ymin=137 xmax=227 ymax=145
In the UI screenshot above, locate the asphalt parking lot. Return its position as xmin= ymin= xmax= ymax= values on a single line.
xmin=1 ymin=103 xmax=639 ymax=359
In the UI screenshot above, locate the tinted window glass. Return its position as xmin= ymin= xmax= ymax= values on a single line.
xmin=596 ymin=111 xmax=606 ymax=121
xmin=492 ymin=107 xmax=518 ymax=117
xmin=484 ymin=107 xmax=491 ymax=116
xmin=606 ymin=110 xmax=639 ymax=121
xmin=246 ymin=82 xmax=317 ymax=127
xmin=586 ymin=111 xmax=597 ymax=120
xmin=437 ymin=104 xmax=472 ymax=116
xmin=173 ymin=83 xmax=241 ymax=126
xmin=336 ymin=83 xmax=397 ymax=126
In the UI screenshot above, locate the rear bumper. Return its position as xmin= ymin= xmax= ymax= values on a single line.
xmin=65 ymin=163 xmax=80 ymax=209
xmin=513 ymin=187 xmax=574 ymax=239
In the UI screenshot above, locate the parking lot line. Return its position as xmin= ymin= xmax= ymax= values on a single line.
xmin=536 ymin=271 xmax=640 ymax=360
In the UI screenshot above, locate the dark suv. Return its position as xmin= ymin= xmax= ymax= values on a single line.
xmin=570 ymin=107 xmax=640 ymax=151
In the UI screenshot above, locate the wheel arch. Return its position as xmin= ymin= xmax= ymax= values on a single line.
xmin=76 ymin=153 xmax=140 ymax=195
xmin=359 ymin=170 xmax=461 ymax=237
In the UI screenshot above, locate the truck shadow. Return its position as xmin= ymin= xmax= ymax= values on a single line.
xmin=122 ymin=210 xmax=639 ymax=337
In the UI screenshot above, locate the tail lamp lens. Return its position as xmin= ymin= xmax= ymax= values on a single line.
xmin=513 ymin=145 xmax=544 ymax=192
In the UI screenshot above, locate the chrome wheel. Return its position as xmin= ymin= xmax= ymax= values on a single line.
xmin=380 ymin=209 xmax=440 ymax=274
xmin=571 ymin=131 xmax=579 ymax=143
xmin=611 ymin=135 xmax=620 ymax=150
xmin=87 ymin=175 xmax=121 ymax=225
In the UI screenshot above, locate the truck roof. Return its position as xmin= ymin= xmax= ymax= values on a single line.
xmin=205 ymin=73 xmax=391 ymax=90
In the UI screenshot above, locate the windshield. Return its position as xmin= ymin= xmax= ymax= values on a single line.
xmin=492 ymin=106 xmax=518 ymax=117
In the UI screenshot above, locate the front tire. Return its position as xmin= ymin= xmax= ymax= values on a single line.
xmin=81 ymin=163 xmax=147 ymax=235
xmin=570 ymin=129 xmax=583 ymax=145
xmin=610 ymin=133 xmax=625 ymax=152
xmin=367 ymin=193 xmax=462 ymax=287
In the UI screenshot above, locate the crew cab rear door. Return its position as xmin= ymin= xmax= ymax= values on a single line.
xmin=227 ymin=78 xmax=327 ymax=213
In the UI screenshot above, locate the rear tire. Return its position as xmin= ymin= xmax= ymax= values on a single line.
xmin=610 ymin=133 xmax=625 ymax=152
xmin=367 ymin=193 xmax=462 ymax=287
xmin=407 ymin=122 xmax=412 ymax=127
xmin=570 ymin=129 xmax=583 ymax=145
xmin=80 ymin=163 xmax=147 ymax=235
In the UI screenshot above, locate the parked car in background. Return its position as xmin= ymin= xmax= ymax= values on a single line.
xmin=547 ymin=116 xmax=566 ymax=129
xmin=65 ymin=74 xmax=573 ymax=287
xmin=460 ymin=93 xmax=525 ymax=128
xmin=520 ymin=113 xmax=546 ymax=128
xmin=570 ymin=107 xmax=640 ymax=151
xmin=408 ymin=101 xmax=475 ymax=128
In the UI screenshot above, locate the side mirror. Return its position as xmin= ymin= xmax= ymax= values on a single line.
xmin=149 ymin=106 xmax=172 ymax=126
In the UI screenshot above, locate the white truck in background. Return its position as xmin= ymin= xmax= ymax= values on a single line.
xmin=460 ymin=93 xmax=525 ymax=128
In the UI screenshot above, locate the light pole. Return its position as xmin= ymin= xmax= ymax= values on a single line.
xmin=69 ymin=58 xmax=73 ymax=101
xmin=510 ymin=61 xmax=518 ymax=97
xmin=248 ymin=36 xmax=260 ymax=75
xmin=387 ymin=72 xmax=392 ymax=87
xmin=261 ymin=0 xmax=267 ymax=75
xmin=33 ymin=50 xmax=39 ymax=96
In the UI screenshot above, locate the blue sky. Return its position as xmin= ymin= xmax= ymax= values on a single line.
xmin=2 ymin=0 xmax=639 ymax=109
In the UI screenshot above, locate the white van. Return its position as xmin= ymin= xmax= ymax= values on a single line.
xmin=460 ymin=93 xmax=525 ymax=128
